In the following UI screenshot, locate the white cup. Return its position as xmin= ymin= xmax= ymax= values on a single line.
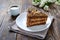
xmin=9 ymin=6 xmax=20 ymax=16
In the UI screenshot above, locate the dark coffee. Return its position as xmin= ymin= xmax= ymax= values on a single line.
xmin=11 ymin=6 xmax=18 ymax=8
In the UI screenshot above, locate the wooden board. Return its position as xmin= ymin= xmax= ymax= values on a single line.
xmin=0 ymin=0 xmax=20 ymax=40
xmin=0 ymin=13 xmax=16 ymax=40
xmin=0 ymin=0 xmax=60 ymax=40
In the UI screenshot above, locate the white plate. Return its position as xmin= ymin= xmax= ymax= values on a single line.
xmin=16 ymin=12 xmax=53 ymax=32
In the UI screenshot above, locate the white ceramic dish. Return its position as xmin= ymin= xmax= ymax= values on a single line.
xmin=16 ymin=12 xmax=53 ymax=32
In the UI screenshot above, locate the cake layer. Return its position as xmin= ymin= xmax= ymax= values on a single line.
xmin=27 ymin=12 xmax=48 ymax=18
xmin=27 ymin=21 xmax=46 ymax=27
xmin=29 ymin=18 xmax=47 ymax=22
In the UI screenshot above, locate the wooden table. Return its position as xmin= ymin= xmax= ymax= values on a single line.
xmin=0 ymin=0 xmax=60 ymax=40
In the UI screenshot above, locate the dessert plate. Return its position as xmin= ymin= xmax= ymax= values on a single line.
xmin=16 ymin=12 xmax=53 ymax=32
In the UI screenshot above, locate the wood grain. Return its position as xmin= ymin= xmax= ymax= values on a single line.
xmin=0 ymin=0 xmax=60 ymax=40
xmin=0 ymin=13 xmax=4 ymax=27
xmin=44 ymin=5 xmax=60 ymax=40
xmin=0 ymin=13 xmax=16 ymax=40
xmin=0 ymin=0 xmax=21 ymax=40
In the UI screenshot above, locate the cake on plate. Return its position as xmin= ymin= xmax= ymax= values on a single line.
xmin=27 ymin=8 xmax=48 ymax=27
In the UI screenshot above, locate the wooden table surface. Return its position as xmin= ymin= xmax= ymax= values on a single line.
xmin=0 ymin=0 xmax=60 ymax=40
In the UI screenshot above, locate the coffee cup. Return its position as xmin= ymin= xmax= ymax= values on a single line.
xmin=8 ymin=6 xmax=20 ymax=16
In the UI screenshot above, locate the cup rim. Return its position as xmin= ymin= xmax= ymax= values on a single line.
xmin=10 ymin=6 xmax=18 ymax=8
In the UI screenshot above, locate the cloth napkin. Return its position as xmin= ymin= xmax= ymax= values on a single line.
xmin=9 ymin=24 xmax=49 ymax=39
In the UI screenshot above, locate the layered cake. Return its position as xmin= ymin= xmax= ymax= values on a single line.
xmin=27 ymin=8 xmax=48 ymax=27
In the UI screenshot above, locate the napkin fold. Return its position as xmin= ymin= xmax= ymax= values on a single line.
xmin=9 ymin=24 xmax=49 ymax=39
